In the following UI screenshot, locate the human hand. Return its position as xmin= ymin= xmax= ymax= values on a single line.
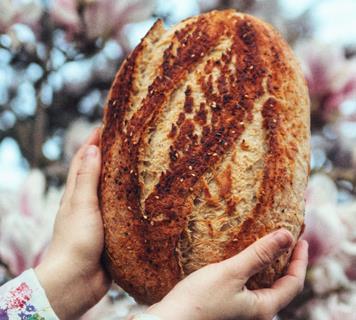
xmin=35 ymin=128 xmax=111 ymax=320
xmin=146 ymin=229 xmax=308 ymax=320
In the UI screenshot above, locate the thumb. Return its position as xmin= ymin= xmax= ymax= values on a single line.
xmin=71 ymin=145 xmax=101 ymax=209
xmin=223 ymin=229 xmax=293 ymax=281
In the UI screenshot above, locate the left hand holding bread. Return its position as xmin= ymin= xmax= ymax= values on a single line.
xmin=35 ymin=128 xmax=111 ymax=320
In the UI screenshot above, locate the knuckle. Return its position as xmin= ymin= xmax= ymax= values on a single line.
xmin=72 ymin=194 xmax=98 ymax=208
xmin=254 ymin=243 xmax=274 ymax=266
xmin=77 ymin=166 xmax=91 ymax=177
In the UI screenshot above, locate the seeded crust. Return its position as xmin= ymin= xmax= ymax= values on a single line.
xmin=99 ymin=10 xmax=310 ymax=305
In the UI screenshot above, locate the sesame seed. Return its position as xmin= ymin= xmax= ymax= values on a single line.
xmin=213 ymin=153 xmax=218 ymax=156
xmin=192 ymin=173 xmax=196 ymax=177
xmin=130 ymin=169 xmax=134 ymax=174
xmin=189 ymin=187 xmax=194 ymax=192
xmin=150 ymin=221 xmax=155 ymax=225
xmin=231 ymin=130 xmax=236 ymax=134
xmin=188 ymin=165 xmax=193 ymax=170
xmin=180 ymin=178 xmax=184 ymax=182
xmin=154 ymin=195 xmax=160 ymax=199
xmin=127 ymin=206 xmax=132 ymax=211
xmin=191 ymin=53 xmax=196 ymax=58
xmin=143 ymin=215 xmax=148 ymax=219
xmin=239 ymin=121 xmax=244 ymax=125
xmin=248 ymin=65 xmax=254 ymax=70
xmin=244 ymin=94 xmax=249 ymax=98
xmin=272 ymin=119 xmax=277 ymax=123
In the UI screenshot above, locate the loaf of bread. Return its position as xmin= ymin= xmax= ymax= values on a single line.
xmin=99 ymin=9 xmax=310 ymax=305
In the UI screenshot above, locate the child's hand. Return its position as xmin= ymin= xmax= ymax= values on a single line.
xmin=146 ymin=229 xmax=308 ymax=320
xmin=35 ymin=128 xmax=111 ymax=320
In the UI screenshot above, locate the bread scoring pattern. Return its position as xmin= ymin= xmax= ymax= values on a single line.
xmin=100 ymin=10 xmax=310 ymax=304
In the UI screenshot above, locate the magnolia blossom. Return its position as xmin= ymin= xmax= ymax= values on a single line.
xmin=50 ymin=0 xmax=81 ymax=35
xmin=83 ymin=0 xmax=155 ymax=40
xmin=296 ymin=41 xmax=356 ymax=118
xmin=303 ymin=174 xmax=345 ymax=265
xmin=304 ymin=292 xmax=356 ymax=320
xmin=0 ymin=0 xmax=43 ymax=33
xmin=338 ymin=202 xmax=356 ymax=280
xmin=303 ymin=173 xmax=356 ymax=298
xmin=308 ymin=258 xmax=351 ymax=295
xmin=0 ymin=170 xmax=62 ymax=276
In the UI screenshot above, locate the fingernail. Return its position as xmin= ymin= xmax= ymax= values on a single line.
xmin=273 ymin=229 xmax=293 ymax=249
xmin=84 ymin=145 xmax=97 ymax=159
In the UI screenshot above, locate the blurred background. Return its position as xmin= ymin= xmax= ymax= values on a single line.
xmin=0 ymin=0 xmax=355 ymax=319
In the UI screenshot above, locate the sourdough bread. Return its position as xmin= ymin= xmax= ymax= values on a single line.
xmin=99 ymin=10 xmax=310 ymax=304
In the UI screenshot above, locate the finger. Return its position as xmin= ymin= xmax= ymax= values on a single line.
xmin=254 ymin=240 xmax=308 ymax=314
xmin=71 ymin=144 xmax=101 ymax=210
xmin=61 ymin=128 xmax=100 ymax=204
xmin=223 ymin=229 xmax=293 ymax=280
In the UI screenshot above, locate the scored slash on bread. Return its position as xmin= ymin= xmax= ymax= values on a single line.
xmin=99 ymin=10 xmax=310 ymax=304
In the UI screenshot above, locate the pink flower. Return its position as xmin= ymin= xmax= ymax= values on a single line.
xmin=296 ymin=41 xmax=356 ymax=118
xmin=83 ymin=0 xmax=154 ymax=40
xmin=303 ymin=174 xmax=345 ymax=265
xmin=338 ymin=202 xmax=356 ymax=280
xmin=50 ymin=0 xmax=81 ymax=35
xmin=303 ymin=173 xmax=356 ymax=294
xmin=304 ymin=292 xmax=356 ymax=320
xmin=0 ymin=170 xmax=62 ymax=276
xmin=309 ymin=258 xmax=351 ymax=294
xmin=0 ymin=0 xmax=43 ymax=33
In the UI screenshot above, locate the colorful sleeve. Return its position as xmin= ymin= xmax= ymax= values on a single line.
xmin=0 ymin=269 xmax=59 ymax=320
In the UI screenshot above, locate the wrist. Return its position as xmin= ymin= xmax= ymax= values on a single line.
xmin=35 ymin=255 xmax=105 ymax=319
xmin=145 ymin=300 xmax=200 ymax=320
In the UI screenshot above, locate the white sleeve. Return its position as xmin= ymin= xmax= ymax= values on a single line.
xmin=0 ymin=268 xmax=59 ymax=319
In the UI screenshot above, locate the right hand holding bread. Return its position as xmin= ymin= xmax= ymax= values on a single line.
xmin=144 ymin=229 xmax=308 ymax=320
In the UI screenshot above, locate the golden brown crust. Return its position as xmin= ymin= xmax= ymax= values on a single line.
xmin=99 ymin=10 xmax=310 ymax=304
